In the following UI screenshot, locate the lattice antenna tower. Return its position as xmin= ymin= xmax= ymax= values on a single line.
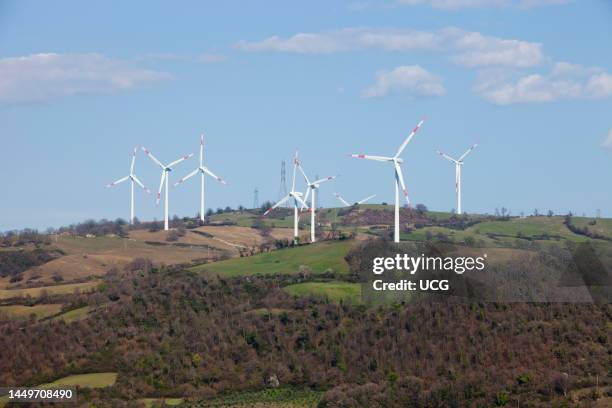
xmin=279 ymin=160 xmax=288 ymax=208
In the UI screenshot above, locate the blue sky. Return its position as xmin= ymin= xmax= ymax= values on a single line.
xmin=1 ymin=0 xmax=611 ymax=230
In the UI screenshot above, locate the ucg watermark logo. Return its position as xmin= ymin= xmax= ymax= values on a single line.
xmin=372 ymin=253 xmax=487 ymax=275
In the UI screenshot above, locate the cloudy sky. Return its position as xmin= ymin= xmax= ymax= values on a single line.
xmin=1 ymin=0 xmax=611 ymax=230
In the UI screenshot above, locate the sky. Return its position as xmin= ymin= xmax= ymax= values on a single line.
xmin=1 ymin=0 xmax=611 ymax=231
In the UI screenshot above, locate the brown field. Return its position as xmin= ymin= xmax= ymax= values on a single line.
xmin=130 ymin=226 xmax=296 ymax=250
xmin=2 ymin=226 xmax=297 ymax=288
xmin=0 ymin=280 xmax=100 ymax=299
xmin=0 ymin=304 xmax=63 ymax=319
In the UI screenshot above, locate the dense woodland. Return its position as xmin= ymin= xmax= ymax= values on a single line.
xmin=0 ymin=258 xmax=610 ymax=407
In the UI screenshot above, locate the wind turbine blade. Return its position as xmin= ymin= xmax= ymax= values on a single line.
xmin=156 ymin=171 xmax=166 ymax=205
xmin=334 ymin=193 xmax=351 ymax=207
xmin=202 ymin=167 xmax=227 ymax=185
xmin=132 ymin=175 xmax=152 ymax=194
xmin=436 ymin=150 xmax=457 ymax=163
xmin=301 ymin=187 xmax=311 ymax=211
xmin=357 ymin=194 xmax=376 ymax=205
xmin=175 ymin=169 xmax=199 ymax=186
xmin=141 ymin=146 xmax=165 ymax=169
xmin=394 ymin=162 xmax=411 ymax=206
xmin=292 ymin=151 xmax=299 ymax=192
xmin=395 ymin=118 xmax=425 ymax=158
xmin=264 ymin=195 xmax=290 ymax=215
xmin=297 ymin=161 xmax=311 ymax=186
xmin=200 ymin=134 xmax=204 ymax=167
xmin=458 ymin=143 xmax=478 ymax=162
xmin=349 ymin=154 xmax=393 ymax=162
xmin=106 ymin=175 xmax=129 ymax=187
xmin=313 ymin=175 xmax=338 ymax=185
xmin=293 ymin=194 xmax=308 ymax=210
xmin=130 ymin=146 xmax=138 ymax=174
xmin=167 ymin=153 xmax=194 ymax=169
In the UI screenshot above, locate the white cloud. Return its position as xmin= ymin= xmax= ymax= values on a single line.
xmin=139 ymin=52 xmax=227 ymax=63
xmin=446 ymin=28 xmax=544 ymax=68
xmin=602 ymin=129 xmax=612 ymax=149
xmin=363 ymin=65 xmax=446 ymax=98
xmin=474 ymin=65 xmax=612 ymax=105
xmin=236 ymin=27 xmax=544 ymax=68
xmin=0 ymin=53 xmax=172 ymax=105
xmin=398 ymin=0 xmax=571 ymax=9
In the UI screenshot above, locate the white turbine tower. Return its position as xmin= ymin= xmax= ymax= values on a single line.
xmin=436 ymin=144 xmax=478 ymax=215
xmin=264 ymin=151 xmax=309 ymax=243
xmin=106 ymin=146 xmax=152 ymax=224
xmin=350 ymin=118 xmax=425 ymax=243
xmin=333 ymin=193 xmax=376 ymax=207
xmin=296 ymin=160 xmax=337 ymax=243
xmin=174 ymin=134 xmax=227 ymax=222
xmin=141 ymin=146 xmax=193 ymax=231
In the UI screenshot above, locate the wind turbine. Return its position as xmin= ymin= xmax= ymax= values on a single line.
xmin=264 ymin=151 xmax=309 ymax=243
xmin=350 ymin=118 xmax=425 ymax=243
xmin=106 ymin=146 xmax=151 ymax=224
xmin=174 ymin=134 xmax=227 ymax=222
xmin=296 ymin=160 xmax=337 ymax=243
xmin=333 ymin=193 xmax=376 ymax=207
xmin=141 ymin=146 xmax=193 ymax=231
xmin=436 ymin=144 xmax=477 ymax=215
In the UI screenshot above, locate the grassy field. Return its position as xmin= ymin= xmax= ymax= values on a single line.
xmin=283 ymin=281 xmax=361 ymax=304
xmin=190 ymin=240 xmax=354 ymax=277
xmin=40 ymin=372 xmax=118 ymax=388
xmin=139 ymin=398 xmax=184 ymax=407
xmin=0 ymin=304 xmax=63 ymax=319
xmin=572 ymin=217 xmax=612 ymax=239
xmin=466 ymin=216 xmax=586 ymax=241
xmin=401 ymin=226 xmax=496 ymax=246
xmin=53 ymin=306 xmax=93 ymax=323
xmin=0 ymin=280 xmax=100 ymax=300
xmin=197 ymin=388 xmax=322 ymax=407
xmin=0 ymin=372 xmax=118 ymax=407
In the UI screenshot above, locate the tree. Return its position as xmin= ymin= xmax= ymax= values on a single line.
xmin=415 ymin=204 xmax=428 ymax=214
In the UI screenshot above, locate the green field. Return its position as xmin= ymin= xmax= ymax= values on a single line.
xmin=572 ymin=217 xmax=612 ymax=240
xmin=0 ymin=280 xmax=100 ymax=300
xmin=198 ymin=387 xmax=322 ymax=407
xmin=208 ymin=211 xmax=296 ymax=229
xmin=466 ymin=217 xmax=585 ymax=241
xmin=0 ymin=304 xmax=63 ymax=319
xmin=40 ymin=372 xmax=117 ymax=388
xmin=0 ymin=372 xmax=117 ymax=407
xmin=283 ymin=281 xmax=361 ymax=304
xmin=53 ymin=306 xmax=93 ymax=323
xmin=140 ymin=397 xmax=184 ymax=407
xmin=190 ymin=241 xmax=354 ymax=277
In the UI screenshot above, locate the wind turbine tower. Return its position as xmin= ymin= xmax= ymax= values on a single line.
xmin=174 ymin=135 xmax=227 ymax=222
xmin=142 ymin=146 xmax=193 ymax=231
xmin=350 ymin=118 xmax=425 ymax=243
xmin=436 ymin=144 xmax=478 ymax=215
xmin=264 ymin=152 xmax=308 ymax=243
xmin=106 ymin=146 xmax=151 ymax=224
xmin=296 ymin=160 xmax=337 ymax=243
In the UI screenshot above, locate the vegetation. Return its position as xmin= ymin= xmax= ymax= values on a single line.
xmin=283 ymin=281 xmax=361 ymax=304
xmin=0 ymin=264 xmax=608 ymax=407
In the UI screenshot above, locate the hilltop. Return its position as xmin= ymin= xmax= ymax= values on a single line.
xmin=0 ymin=206 xmax=610 ymax=406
